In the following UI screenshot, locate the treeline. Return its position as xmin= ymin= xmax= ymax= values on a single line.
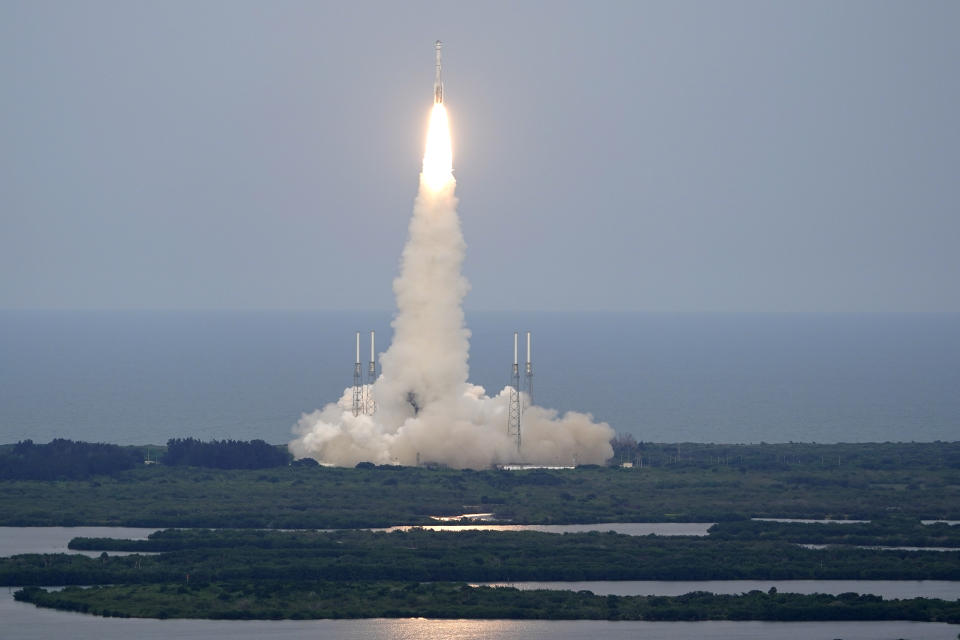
xmin=3 ymin=460 xmax=960 ymax=528
xmin=5 ymin=529 xmax=960 ymax=586
xmin=0 ymin=438 xmax=293 ymax=480
xmin=161 ymin=438 xmax=291 ymax=470
xmin=608 ymin=436 xmax=960 ymax=470
xmin=709 ymin=518 xmax=960 ymax=548
xmin=15 ymin=582 xmax=960 ymax=622
xmin=0 ymin=439 xmax=142 ymax=480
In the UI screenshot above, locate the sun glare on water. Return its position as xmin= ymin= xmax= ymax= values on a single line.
xmin=422 ymin=103 xmax=453 ymax=190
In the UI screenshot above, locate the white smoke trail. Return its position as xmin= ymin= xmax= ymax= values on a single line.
xmin=289 ymin=105 xmax=613 ymax=469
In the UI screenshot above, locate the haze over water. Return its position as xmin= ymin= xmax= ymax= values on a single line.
xmin=2 ymin=310 xmax=957 ymax=446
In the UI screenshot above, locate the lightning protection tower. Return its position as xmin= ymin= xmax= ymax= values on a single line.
xmin=352 ymin=331 xmax=363 ymax=417
xmin=507 ymin=331 xmax=522 ymax=451
xmin=365 ymin=330 xmax=377 ymax=415
xmin=524 ymin=331 xmax=533 ymax=407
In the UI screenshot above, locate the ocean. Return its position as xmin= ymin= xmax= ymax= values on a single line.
xmin=1 ymin=310 xmax=957 ymax=446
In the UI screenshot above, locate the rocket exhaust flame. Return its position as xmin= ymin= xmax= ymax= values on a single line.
xmin=422 ymin=104 xmax=453 ymax=191
xmin=288 ymin=43 xmax=613 ymax=469
xmin=423 ymin=41 xmax=451 ymax=191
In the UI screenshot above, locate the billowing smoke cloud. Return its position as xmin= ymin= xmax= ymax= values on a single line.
xmin=289 ymin=105 xmax=613 ymax=469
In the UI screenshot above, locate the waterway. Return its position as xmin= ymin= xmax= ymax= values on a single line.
xmin=0 ymin=527 xmax=160 ymax=558
xmin=751 ymin=518 xmax=870 ymax=524
xmin=799 ymin=543 xmax=959 ymax=552
xmin=378 ymin=522 xmax=714 ymax=536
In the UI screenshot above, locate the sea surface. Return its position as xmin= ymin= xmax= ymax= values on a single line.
xmin=1 ymin=310 xmax=958 ymax=446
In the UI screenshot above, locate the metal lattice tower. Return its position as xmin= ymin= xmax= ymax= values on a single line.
xmin=352 ymin=331 xmax=363 ymax=417
xmin=507 ymin=331 xmax=522 ymax=452
xmin=365 ymin=330 xmax=377 ymax=415
xmin=524 ymin=330 xmax=533 ymax=407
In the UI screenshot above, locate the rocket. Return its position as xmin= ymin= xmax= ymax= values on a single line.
xmin=434 ymin=40 xmax=443 ymax=104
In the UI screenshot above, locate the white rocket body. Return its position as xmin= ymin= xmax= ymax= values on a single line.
xmin=434 ymin=40 xmax=443 ymax=104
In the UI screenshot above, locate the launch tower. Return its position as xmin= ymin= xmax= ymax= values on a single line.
xmin=507 ymin=331 xmax=522 ymax=451
xmin=365 ymin=330 xmax=377 ymax=415
xmin=352 ymin=332 xmax=363 ymax=417
xmin=524 ymin=331 xmax=533 ymax=407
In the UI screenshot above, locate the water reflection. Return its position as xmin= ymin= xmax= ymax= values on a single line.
xmin=751 ymin=518 xmax=869 ymax=524
xmin=799 ymin=543 xmax=959 ymax=552
xmin=376 ymin=522 xmax=714 ymax=536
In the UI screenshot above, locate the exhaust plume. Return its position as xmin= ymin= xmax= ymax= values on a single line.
xmin=289 ymin=99 xmax=613 ymax=469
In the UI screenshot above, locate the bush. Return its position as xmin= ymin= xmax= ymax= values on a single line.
xmin=162 ymin=439 xmax=291 ymax=469
xmin=0 ymin=439 xmax=142 ymax=480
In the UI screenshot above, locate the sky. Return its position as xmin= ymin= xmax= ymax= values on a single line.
xmin=2 ymin=1 xmax=958 ymax=312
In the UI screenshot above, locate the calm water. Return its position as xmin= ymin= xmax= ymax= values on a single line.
xmin=0 ymin=527 xmax=159 ymax=558
xmin=2 ymin=310 xmax=959 ymax=445
xmin=799 ymin=544 xmax=959 ymax=552
xmin=753 ymin=518 xmax=871 ymax=524
xmin=2 ymin=596 xmax=957 ymax=640
xmin=378 ymin=522 xmax=714 ymax=535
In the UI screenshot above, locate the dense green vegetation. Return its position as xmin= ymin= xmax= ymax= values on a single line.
xmin=4 ymin=529 xmax=960 ymax=586
xmin=4 ymin=441 xmax=958 ymax=623
xmin=1 ymin=442 xmax=959 ymax=527
xmin=608 ymin=438 xmax=960 ymax=470
xmin=0 ymin=439 xmax=144 ymax=480
xmin=710 ymin=517 xmax=960 ymax=548
xmin=15 ymin=582 xmax=960 ymax=622
xmin=162 ymin=438 xmax=291 ymax=469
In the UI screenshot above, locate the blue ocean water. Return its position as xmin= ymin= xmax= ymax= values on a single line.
xmin=0 ymin=311 xmax=957 ymax=446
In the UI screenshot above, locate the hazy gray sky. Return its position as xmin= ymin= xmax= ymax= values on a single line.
xmin=2 ymin=1 xmax=957 ymax=311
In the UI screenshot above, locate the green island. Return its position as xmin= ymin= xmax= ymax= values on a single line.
xmin=14 ymin=583 xmax=960 ymax=622
xmin=3 ymin=439 xmax=960 ymax=622
xmin=710 ymin=517 xmax=960 ymax=547
xmin=5 ymin=528 xmax=960 ymax=586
